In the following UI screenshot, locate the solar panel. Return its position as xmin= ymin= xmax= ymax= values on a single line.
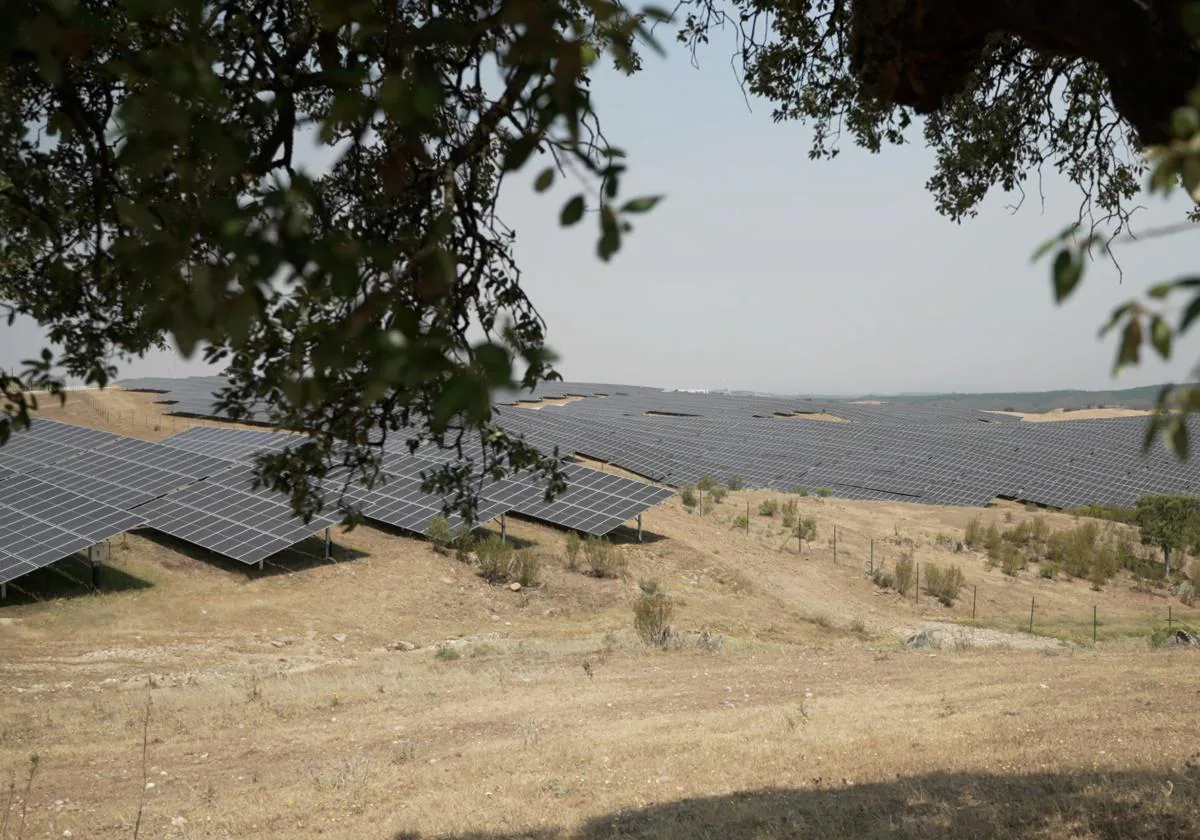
xmin=132 ymin=464 xmax=343 ymax=565
xmin=503 ymin=463 xmax=675 ymax=535
xmin=160 ymin=425 xmax=299 ymax=462
xmin=0 ymin=473 xmax=147 ymax=586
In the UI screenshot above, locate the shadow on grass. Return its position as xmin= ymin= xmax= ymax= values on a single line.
xmin=136 ymin=529 xmax=369 ymax=578
xmin=0 ymin=553 xmax=153 ymax=606
xmin=392 ymin=769 xmax=1200 ymax=840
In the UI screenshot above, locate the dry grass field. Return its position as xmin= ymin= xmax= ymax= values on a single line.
xmin=3 ymin=390 xmax=1200 ymax=839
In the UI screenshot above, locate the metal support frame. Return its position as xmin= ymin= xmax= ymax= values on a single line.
xmin=88 ymin=543 xmax=104 ymax=591
xmin=636 ymin=514 xmax=643 ymax=543
xmin=324 ymin=527 xmax=332 ymax=560
xmin=257 ymin=559 xmax=264 ymax=571
xmin=1 ymin=582 xmax=6 ymax=600
xmin=500 ymin=513 xmax=508 ymax=544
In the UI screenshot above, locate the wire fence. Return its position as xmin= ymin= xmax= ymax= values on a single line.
xmin=698 ymin=496 xmax=1200 ymax=645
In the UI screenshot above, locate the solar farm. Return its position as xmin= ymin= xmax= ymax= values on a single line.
xmin=2 ymin=373 xmax=1193 ymax=595
xmin=7 ymin=380 xmax=1200 ymax=839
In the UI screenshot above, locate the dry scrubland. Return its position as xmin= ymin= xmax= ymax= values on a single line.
xmin=1 ymin=393 xmax=1200 ymax=838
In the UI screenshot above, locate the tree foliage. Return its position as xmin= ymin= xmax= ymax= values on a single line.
xmin=0 ymin=0 xmax=667 ymax=521
xmin=1134 ymin=493 xmax=1199 ymax=575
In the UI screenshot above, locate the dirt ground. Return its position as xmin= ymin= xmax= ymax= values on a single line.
xmin=990 ymin=408 xmax=1153 ymax=422
xmin=2 ymin=390 xmax=1200 ymax=839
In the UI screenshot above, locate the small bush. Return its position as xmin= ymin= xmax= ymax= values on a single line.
xmin=983 ymin=523 xmax=1003 ymax=557
xmin=732 ymin=514 xmax=749 ymax=530
xmin=781 ymin=498 xmax=799 ymax=518
xmin=816 ymin=487 xmax=833 ymax=498
xmin=585 ymin=536 xmax=625 ymax=578
xmin=794 ymin=516 xmax=817 ymax=545
xmin=1004 ymin=511 xmax=1014 ymax=523
xmin=476 ymin=534 xmax=514 ymax=583
xmin=894 ymin=553 xmax=915 ymax=595
xmin=1000 ymin=545 xmax=1025 ymax=576
xmin=512 ymin=550 xmax=541 ymax=587
xmin=428 ymin=516 xmax=454 ymax=554
xmin=870 ymin=566 xmax=894 ymax=589
xmin=633 ymin=591 xmax=675 ymax=647
xmin=782 ymin=510 xmax=798 ymax=530
xmin=1039 ymin=561 xmax=1059 ymax=579
xmin=923 ymin=563 xmax=965 ymax=605
xmin=964 ymin=517 xmax=984 ymax=550
xmin=758 ymin=499 xmax=780 ymax=517
xmin=727 ymin=475 xmax=745 ymax=491
xmin=697 ymin=474 xmax=717 ymax=492
xmin=792 ymin=486 xmax=809 ymax=497
xmin=455 ymin=530 xmax=476 ymax=563
xmin=710 ymin=486 xmax=728 ymax=503
xmin=565 ymin=531 xmax=582 ymax=571
xmin=435 ymin=644 xmax=460 ymax=661
xmin=680 ymin=486 xmax=698 ymax=510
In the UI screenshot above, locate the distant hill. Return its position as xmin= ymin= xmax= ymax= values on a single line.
xmin=852 ymin=385 xmax=1175 ymax=413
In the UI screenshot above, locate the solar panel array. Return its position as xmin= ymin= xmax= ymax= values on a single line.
xmin=120 ymin=376 xmax=1200 ymax=510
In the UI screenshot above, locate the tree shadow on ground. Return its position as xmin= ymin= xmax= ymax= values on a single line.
xmin=136 ymin=529 xmax=369 ymax=578
xmin=0 ymin=553 xmax=152 ymax=606
xmin=392 ymin=768 xmax=1200 ymax=840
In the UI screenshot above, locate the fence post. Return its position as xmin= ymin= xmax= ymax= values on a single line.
xmin=1169 ymin=605 xmax=1173 ymax=629
xmin=870 ymin=538 xmax=874 ymax=571
xmin=746 ymin=500 xmax=750 ymax=535
xmin=972 ymin=584 xmax=977 ymax=620
xmin=1029 ymin=596 xmax=1035 ymax=634
xmin=1093 ymin=604 xmax=1097 ymax=644
xmin=834 ymin=526 xmax=838 ymax=564
xmin=915 ymin=563 xmax=919 ymax=605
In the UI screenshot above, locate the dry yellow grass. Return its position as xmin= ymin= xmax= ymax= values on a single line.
xmin=989 ymin=408 xmax=1153 ymax=422
xmin=2 ymin=391 xmax=1200 ymax=838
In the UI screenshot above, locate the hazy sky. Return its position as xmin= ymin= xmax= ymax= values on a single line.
xmin=3 ymin=36 xmax=1198 ymax=396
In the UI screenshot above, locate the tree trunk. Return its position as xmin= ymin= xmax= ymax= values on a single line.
xmin=849 ymin=0 xmax=1200 ymax=145
xmin=1165 ymin=545 xmax=1172 ymax=580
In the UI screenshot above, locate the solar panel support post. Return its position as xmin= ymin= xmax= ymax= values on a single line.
xmin=257 ymin=560 xmax=264 ymax=571
xmin=637 ymin=514 xmax=643 ymax=542
xmin=324 ymin=528 xmax=332 ymax=560
xmin=88 ymin=543 xmax=103 ymax=591
xmin=0 ymin=582 xmax=5 ymax=600
xmin=500 ymin=514 xmax=508 ymax=544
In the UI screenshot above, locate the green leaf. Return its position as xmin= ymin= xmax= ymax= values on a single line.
xmin=533 ymin=167 xmax=555 ymax=193
xmin=1166 ymin=418 xmax=1191 ymax=461
xmin=1151 ymin=316 xmax=1172 ymax=359
xmin=560 ymin=195 xmax=585 ymax=226
xmin=1051 ymin=249 xmax=1082 ymax=303
xmin=1031 ymin=224 xmax=1079 ymax=263
xmin=620 ymin=195 xmax=663 ymax=214
xmin=1114 ymin=317 xmax=1142 ymax=373
xmin=1099 ymin=302 xmax=1136 ymax=337
xmin=1181 ymin=295 xmax=1200 ymax=332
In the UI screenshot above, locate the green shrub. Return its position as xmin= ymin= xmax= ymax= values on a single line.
xmin=565 ymin=531 xmax=582 ymax=571
xmin=782 ymin=510 xmax=798 ymax=530
xmin=455 ymin=530 xmax=476 ymax=563
xmin=585 ymin=536 xmax=625 ymax=578
xmin=923 ymin=563 xmax=965 ymax=605
xmin=1000 ymin=545 xmax=1025 ymax=577
xmin=816 ymin=487 xmax=832 ymax=498
xmin=794 ymin=516 xmax=817 ymax=545
xmin=983 ymin=523 xmax=1003 ymax=557
xmin=732 ymin=514 xmax=749 ymax=530
xmin=759 ymin=498 xmax=779 ymax=517
xmin=894 ymin=553 xmax=915 ymax=596
xmin=633 ymin=591 xmax=675 ymax=647
xmin=727 ymin=475 xmax=745 ymax=491
xmin=710 ymin=486 xmax=728 ymax=503
xmin=781 ymin=498 xmax=798 ymax=518
xmin=680 ymin=486 xmax=697 ymax=510
xmin=476 ymin=535 xmax=514 ymax=583
xmin=697 ymin=475 xmax=717 ymax=492
xmin=1039 ymin=561 xmax=1059 ymax=579
xmin=512 ymin=550 xmax=541 ymax=587
xmin=964 ymin=517 xmax=984 ymax=549
xmin=427 ymin=516 xmax=454 ymax=554
xmin=435 ymin=644 xmax=460 ymax=661
xmin=791 ymin=486 xmax=809 ymax=497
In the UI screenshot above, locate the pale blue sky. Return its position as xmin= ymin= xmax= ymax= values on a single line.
xmin=3 ymin=36 xmax=1198 ymax=396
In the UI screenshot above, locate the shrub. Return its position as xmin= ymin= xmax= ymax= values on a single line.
xmin=1004 ymin=511 xmax=1014 ymax=523
xmin=923 ymin=563 xmax=965 ymax=605
xmin=816 ymin=487 xmax=833 ymax=498
xmin=894 ymin=553 xmax=915 ymax=596
xmin=1030 ymin=515 xmax=1050 ymax=542
xmin=1039 ymin=561 xmax=1060 ymax=579
xmin=870 ymin=566 xmax=894 ymax=589
xmin=455 ymin=530 xmax=476 ymax=563
xmin=759 ymin=498 xmax=780 ymax=517
xmin=727 ymin=475 xmax=745 ymax=491
xmin=791 ymin=485 xmax=809 ymax=497
xmin=795 ymin=516 xmax=818 ymax=545
xmin=633 ymin=591 xmax=675 ymax=646
xmin=585 ymin=536 xmax=625 ymax=578
xmin=427 ymin=516 xmax=454 ymax=554
xmin=512 ymin=550 xmax=541 ymax=587
xmin=781 ymin=498 xmax=798 ymax=518
xmin=1000 ymin=545 xmax=1025 ymax=577
xmin=697 ymin=474 xmax=717 ymax=492
xmin=710 ymin=486 xmax=728 ymax=503
xmin=782 ymin=510 xmax=798 ymax=530
xmin=565 ymin=531 xmax=582 ymax=571
xmin=983 ymin=523 xmax=1003 ymax=557
xmin=964 ymin=517 xmax=984 ymax=550
xmin=476 ymin=535 xmax=513 ymax=583
xmin=680 ymin=486 xmax=697 ymax=510
xmin=732 ymin=514 xmax=749 ymax=530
